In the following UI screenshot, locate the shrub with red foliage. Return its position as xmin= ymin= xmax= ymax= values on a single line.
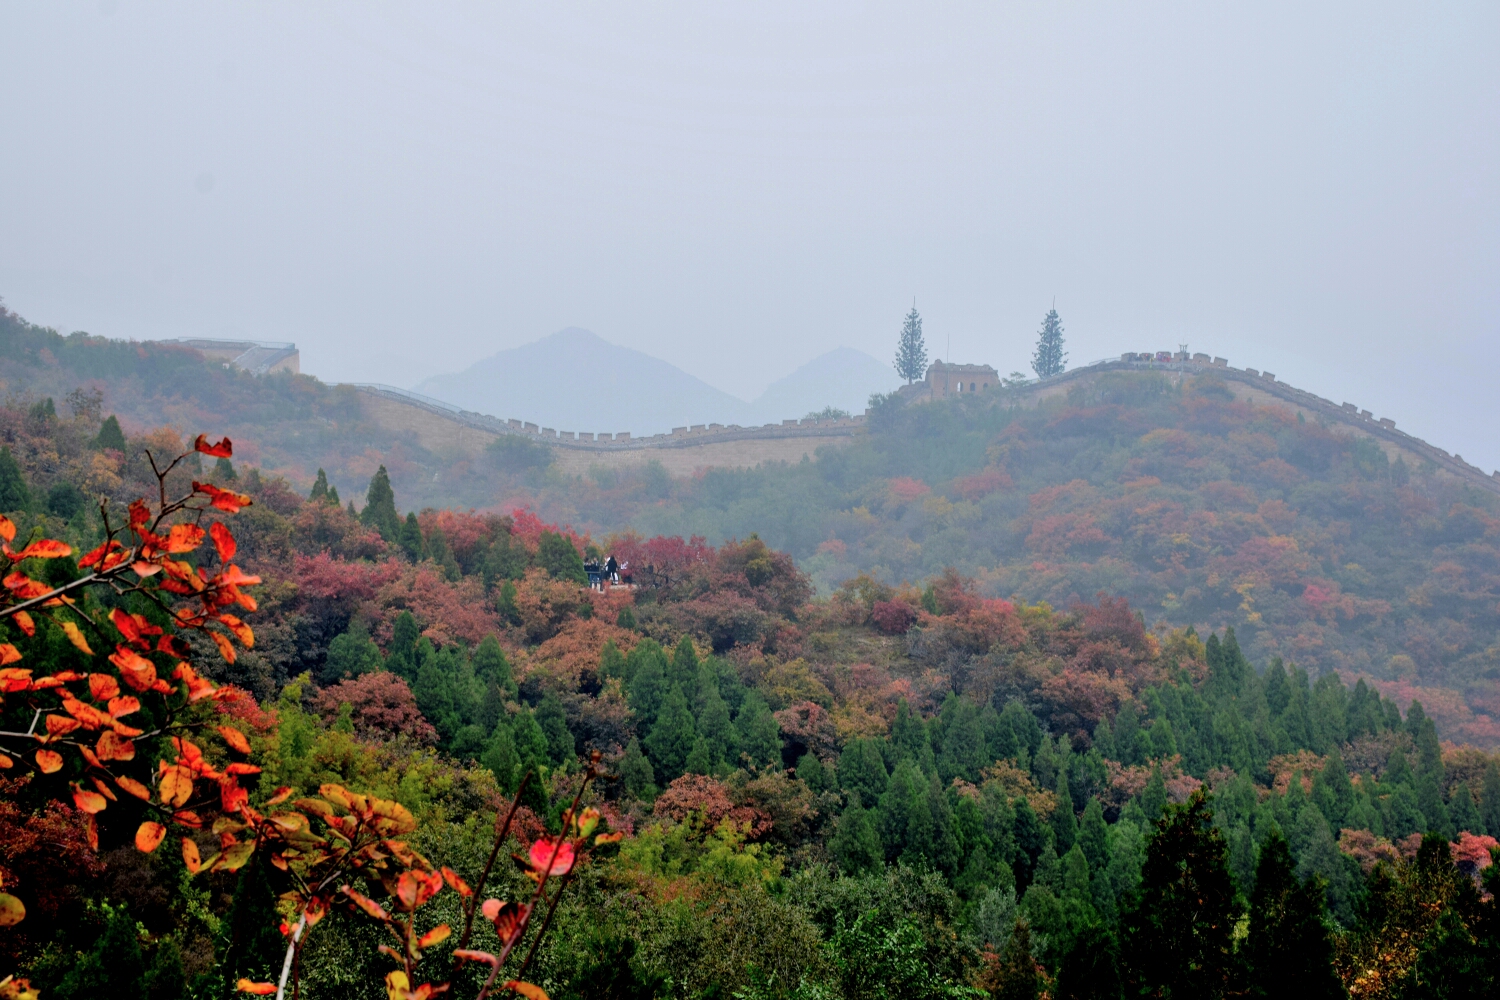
xmin=1452 ymin=831 xmax=1498 ymax=880
xmin=372 ymin=564 xmax=500 ymax=647
xmin=888 ymin=477 xmax=931 ymax=504
xmin=1081 ymin=593 xmax=1149 ymax=654
xmin=610 ymin=532 xmax=714 ymax=591
xmin=290 ymin=502 xmax=388 ymax=560
xmin=0 ymin=789 xmax=103 ymax=962
xmin=871 ymin=600 xmax=919 ymax=635
xmin=293 ymin=552 xmax=405 ymax=602
xmin=952 ymin=466 xmax=1013 ymax=501
xmin=774 ymin=701 xmax=838 ymax=762
xmin=310 ymin=672 xmax=438 ymax=745
xmin=651 ymin=775 xmax=773 ymax=839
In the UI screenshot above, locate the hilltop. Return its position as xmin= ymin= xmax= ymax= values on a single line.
xmin=3 ymin=301 xmax=1499 ymax=744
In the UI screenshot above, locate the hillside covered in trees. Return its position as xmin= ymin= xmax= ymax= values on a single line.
xmin=5 ymin=302 xmax=1499 ymax=750
xmin=2 ymin=379 xmax=1500 ymax=998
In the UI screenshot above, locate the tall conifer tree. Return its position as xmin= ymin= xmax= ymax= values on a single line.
xmin=1031 ymin=307 xmax=1067 ymax=378
xmin=894 ymin=306 xmax=928 ymax=383
xmin=361 ymin=465 xmax=401 ymax=541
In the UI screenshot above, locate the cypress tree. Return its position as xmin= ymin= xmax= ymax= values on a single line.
xmin=386 ymin=611 xmax=421 ymax=677
xmin=1031 ymin=307 xmax=1067 ymax=378
xmin=1122 ymin=790 xmax=1243 ymax=1000
xmin=627 ymin=650 xmax=669 ymax=733
xmin=1078 ymin=797 xmax=1109 ymax=873
xmin=1051 ymin=767 xmax=1077 ymax=853
xmin=1139 ymin=766 xmax=1169 ymax=823
xmin=360 ymin=465 xmax=400 ymax=541
xmin=537 ymin=530 xmax=587 ymax=584
xmin=830 ymin=801 xmax=884 ymax=875
xmin=796 ymin=752 xmax=830 ymax=794
xmin=668 ymin=636 xmax=699 ymax=693
xmin=838 ymin=738 xmax=890 ymax=808
xmin=1245 ymin=829 xmax=1341 ymax=999
xmin=428 ymin=526 xmax=461 ymax=580
xmin=535 ymin=690 xmax=575 ymax=765
xmin=1012 ymin=797 xmax=1049 ymax=891
xmin=645 ymin=686 xmax=697 ymax=781
xmin=989 ymin=919 xmax=1045 ymax=1000
xmin=399 ymin=512 xmax=426 ymax=561
xmin=683 ymin=735 xmax=712 ymax=776
xmin=309 ymin=468 xmax=330 ymax=503
xmin=1481 ymin=760 xmax=1500 ymax=838
xmin=891 ymin=699 xmax=933 ymax=772
xmin=55 ymin=903 xmax=146 ymax=997
xmin=938 ymin=697 xmax=988 ymax=784
xmin=413 ymin=652 xmax=459 ymax=741
xmin=618 ymin=737 xmax=657 ymax=801
xmin=734 ymin=690 xmax=781 ymax=770
xmin=877 ymin=760 xmax=928 ymax=864
xmin=214 ymin=456 xmax=237 ymax=481
xmin=598 ymin=640 xmax=627 ymax=682
xmin=93 ymin=414 xmax=126 ymax=453
xmin=512 ymin=708 xmax=552 ymax=784
xmin=481 ymin=721 xmax=521 ymax=794
xmin=696 ymin=671 xmax=737 ymax=768
xmin=1448 ymin=783 xmax=1482 ymax=836
xmin=473 ymin=635 xmax=517 ymax=700
xmin=893 ymin=305 xmax=928 ymax=384
xmin=0 ymin=447 xmax=33 ymax=514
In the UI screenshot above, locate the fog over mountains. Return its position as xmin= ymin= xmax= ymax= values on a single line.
xmin=414 ymin=328 xmax=901 ymax=435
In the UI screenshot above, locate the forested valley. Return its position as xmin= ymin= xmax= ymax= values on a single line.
xmin=2 ymin=309 xmax=1500 ymax=998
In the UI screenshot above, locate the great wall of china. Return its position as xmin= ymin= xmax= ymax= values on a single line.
xmin=343 ymin=354 xmax=1500 ymax=496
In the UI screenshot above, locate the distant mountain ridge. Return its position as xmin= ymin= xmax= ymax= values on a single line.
xmin=413 ymin=328 xmax=898 ymax=435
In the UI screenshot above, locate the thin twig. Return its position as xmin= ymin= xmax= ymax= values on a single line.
xmin=451 ymin=770 xmax=532 ymax=980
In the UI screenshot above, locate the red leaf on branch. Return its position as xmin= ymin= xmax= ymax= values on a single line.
xmin=164 ymin=523 xmax=206 ymax=554
xmin=12 ymin=539 xmax=71 ymax=561
xmin=193 ymin=482 xmax=252 ymax=514
xmin=194 ymin=434 xmax=233 ymax=458
xmin=210 ymin=521 xmax=237 ymax=562
xmin=135 ymin=821 xmax=166 ymax=852
xmin=218 ymin=725 xmax=252 ymax=754
xmin=527 ymin=837 xmax=575 ymax=876
xmin=11 ymin=611 xmax=34 ymax=637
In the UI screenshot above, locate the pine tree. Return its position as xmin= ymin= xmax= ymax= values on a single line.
xmin=93 ymin=414 xmax=126 ymax=453
xmin=598 ymin=640 xmax=627 ymax=682
xmin=321 ymin=620 xmax=384 ymax=682
xmin=684 ymin=735 xmax=712 ymax=776
xmin=618 ymin=737 xmax=656 ymax=801
xmin=668 ymin=636 xmax=699 ymax=693
xmin=1122 ymin=790 xmax=1243 ymax=1000
xmin=214 ymin=456 xmax=237 ymax=482
xmin=537 ymin=530 xmax=587 ymax=585
xmin=988 ymin=919 xmax=1045 ymax=1000
xmin=1051 ymin=767 xmax=1077 ymax=852
xmin=535 ymin=690 xmax=575 ymax=765
xmin=413 ymin=653 xmax=459 ymax=741
xmin=55 ymin=902 xmax=146 ymax=998
xmin=0 ymin=447 xmax=33 ymax=514
xmin=627 ymin=651 xmax=670 ymax=733
xmin=361 ymin=465 xmax=401 ymax=541
xmin=645 ymin=686 xmax=697 ymax=781
xmin=1245 ymin=828 xmax=1341 ymax=999
xmin=696 ymin=670 xmax=738 ymax=768
xmin=1012 ymin=797 xmax=1049 ymax=891
xmin=894 ymin=306 xmax=928 ymax=384
xmin=1031 ymin=307 xmax=1067 ymax=378
xmin=1078 ymin=797 xmax=1110 ymax=873
xmin=309 ymin=468 xmax=330 ymax=503
xmin=474 ymin=635 xmax=516 ymax=700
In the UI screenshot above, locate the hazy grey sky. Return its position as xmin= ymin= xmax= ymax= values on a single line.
xmin=2 ymin=4 xmax=1497 ymax=467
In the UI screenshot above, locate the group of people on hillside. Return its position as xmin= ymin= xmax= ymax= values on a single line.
xmin=584 ymin=553 xmax=629 ymax=590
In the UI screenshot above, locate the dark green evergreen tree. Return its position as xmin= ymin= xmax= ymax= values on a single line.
xmin=321 ymin=620 xmax=384 ymax=682
xmin=537 ymin=530 xmax=587 ymax=584
xmin=535 ymin=690 xmax=575 ymax=765
xmin=838 ymin=737 xmax=890 ymax=808
xmin=220 ymin=856 xmax=286 ymax=990
xmin=360 ymin=465 xmax=401 ymax=541
xmin=45 ymin=480 xmax=85 ymax=521
xmin=668 ymin=635 xmax=699 ymax=692
xmin=473 ymin=634 xmax=517 ymax=700
xmin=399 ymin=511 xmax=426 ymax=562
xmin=618 ymin=737 xmax=657 ymax=801
xmin=645 ymin=686 xmax=697 ymax=781
xmin=93 ymin=414 xmax=126 ymax=453
xmin=0 ymin=447 xmax=33 ymax=514
xmin=830 ymin=801 xmax=884 ymax=874
xmin=1051 ymin=767 xmax=1078 ymax=853
xmin=734 ymin=690 xmax=781 ymax=770
xmin=214 ymin=456 xmax=237 ymax=481
xmin=684 ymin=735 xmax=712 ymax=775
xmin=894 ymin=305 xmax=928 ymax=384
xmin=1245 ymin=828 xmax=1341 ymax=999
xmin=1031 ymin=307 xmax=1067 ymax=378
xmin=1121 ymin=790 xmax=1243 ymax=999
xmin=53 ymin=903 xmax=146 ymax=998
xmin=386 ymin=610 xmax=421 ymax=677
xmin=309 ymin=468 xmax=330 ymax=503
xmin=627 ymin=649 xmax=670 ymax=733
xmin=1481 ymin=760 xmax=1500 ymax=838
xmin=427 ymin=526 xmax=461 ymax=580
xmin=695 ymin=669 xmax=738 ymax=768
xmin=481 ymin=720 xmax=521 ymax=793
xmin=1078 ymin=797 xmax=1110 ymax=873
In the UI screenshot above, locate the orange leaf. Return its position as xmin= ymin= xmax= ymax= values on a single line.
xmin=210 ymin=631 xmax=236 ymax=664
xmin=343 ymin=886 xmax=389 ymax=922
xmin=71 ymin=783 xmax=108 ymax=814
xmin=88 ymin=673 xmax=120 ymax=701
xmin=210 ymin=521 xmax=237 ymax=562
xmin=193 ymin=482 xmax=252 ymax=514
xmin=395 ymin=869 xmax=444 ymax=910
xmin=107 ymin=695 xmax=141 ymax=718
xmin=194 ymin=434 xmax=233 ymax=458
xmin=265 ymin=786 xmax=293 ymax=806
xmin=236 ymin=981 xmax=276 ymax=996
xmin=160 ymin=765 xmax=194 ymax=807
xmin=594 ymin=831 xmax=624 ymax=845
xmin=61 ymin=621 xmax=93 ymax=656
xmin=441 ymin=866 xmax=472 ymax=897
xmin=164 ymin=523 xmax=206 ymax=554
xmin=86 ymin=815 xmax=98 ymax=851
xmin=111 ymin=646 xmax=157 ymax=691
xmin=135 ymin=821 xmax=166 ymax=853
xmin=111 ymin=608 xmax=142 ymax=644
xmin=0 ymin=753 xmax=11 ymax=769
xmin=14 ymin=539 xmax=71 ymax=561
xmin=35 ymin=750 xmax=63 ymax=774
xmin=220 ymin=778 xmax=249 ymax=814
xmin=0 ymin=645 xmax=21 ymax=667
xmin=116 ymin=775 xmax=152 ymax=801
xmin=417 ymin=924 xmax=451 ymax=948
xmin=453 ymin=948 xmax=499 ymax=966
xmin=0 ymin=514 xmax=12 ymax=543
xmin=182 ymin=836 xmax=202 ymax=873
xmin=96 ymin=730 xmax=135 ymax=762
xmin=218 ymin=725 xmax=252 ymax=754
xmin=482 ymin=899 xmax=529 ymax=944
xmin=218 ymin=614 xmax=254 ymax=648
xmin=503 ymin=982 xmax=550 ymax=1000
xmin=44 ymin=714 xmax=80 ymax=737
xmin=11 ymin=611 xmax=34 ymax=637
